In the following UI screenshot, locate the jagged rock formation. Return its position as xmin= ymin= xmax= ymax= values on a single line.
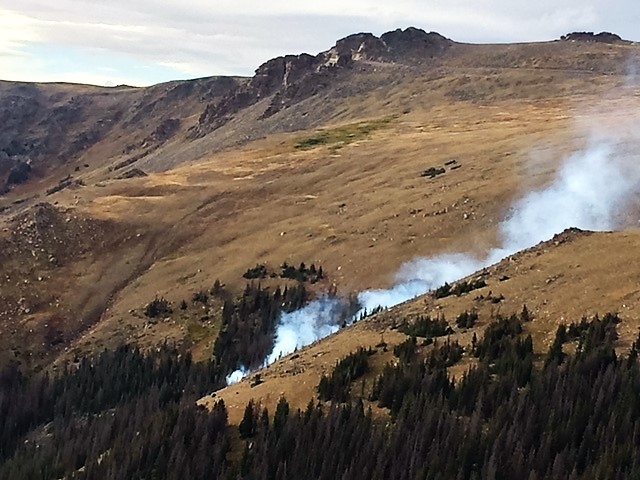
xmin=561 ymin=31 xmax=626 ymax=44
xmin=192 ymin=28 xmax=452 ymax=137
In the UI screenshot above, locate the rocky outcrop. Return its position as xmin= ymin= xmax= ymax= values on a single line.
xmin=254 ymin=54 xmax=321 ymax=93
xmin=323 ymin=33 xmax=388 ymax=66
xmin=192 ymin=28 xmax=453 ymax=135
xmin=560 ymin=32 xmax=626 ymax=44
xmin=321 ymin=28 xmax=451 ymax=66
xmin=191 ymin=53 xmax=323 ymax=135
xmin=381 ymin=28 xmax=452 ymax=60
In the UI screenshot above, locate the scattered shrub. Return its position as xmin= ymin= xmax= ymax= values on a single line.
xmin=192 ymin=290 xmax=209 ymax=304
xmin=398 ymin=315 xmax=453 ymax=338
xmin=435 ymin=278 xmax=487 ymax=299
xmin=421 ymin=166 xmax=446 ymax=178
xmin=280 ymin=262 xmax=324 ymax=283
xmin=455 ymin=310 xmax=478 ymax=329
xmin=243 ymin=264 xmax=268 ymax=279
xmin=144 ymin=296 xmax=172 ymax=318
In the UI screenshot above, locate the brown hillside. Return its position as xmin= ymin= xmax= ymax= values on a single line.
xmin=200 ymin=229 xmax=640 ymax=423
xmin=0 ymin=29 xmax=639 ymax=371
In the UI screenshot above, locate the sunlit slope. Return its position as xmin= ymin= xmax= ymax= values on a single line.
xmin=63 ymin=92 xmax=640 ymax=363
xmin=0 ymin=33 xmax=639 ymax=370
xmin=200 ymin=228 xmax=640 ymax=422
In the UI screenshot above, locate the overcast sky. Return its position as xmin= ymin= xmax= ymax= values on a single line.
xmin=1 ymin=1 xmax=638 ymax=87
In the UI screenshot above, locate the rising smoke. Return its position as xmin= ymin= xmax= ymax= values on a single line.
xmin=227 ymin=138 xmax=640 ymax=385
xmin=265 ymin=296 xmax=348 ymax=364
xmin=361 ymin=141 xmax=640 ymax=310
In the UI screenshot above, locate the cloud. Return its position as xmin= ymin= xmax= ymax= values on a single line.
xmin=0 ymin=10 xmax=40 ymax=63
xmin=1 ymin=1 xmax=638 ymax=85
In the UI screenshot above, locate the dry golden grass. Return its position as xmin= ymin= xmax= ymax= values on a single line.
xmin=7 ymin=89 xmax=639 ymax=369
xmin=200 ymin=229 xmax=640 ymax=422
xmin=198 ymin=321 xmax=407 ymax=424
xmin=1 ymin=40 xmax=640 ymax=373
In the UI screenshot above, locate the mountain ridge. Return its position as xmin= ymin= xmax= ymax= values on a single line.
xmin=2 ymin=28 xmax=635 ymax=200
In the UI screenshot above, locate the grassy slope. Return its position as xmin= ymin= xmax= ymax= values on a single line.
xmin=201 ymin=229 xmax=640 ymax=423
xmin=0 ymin=39 xmax=639 ymax=371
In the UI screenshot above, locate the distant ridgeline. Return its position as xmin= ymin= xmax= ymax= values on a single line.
xmin=4 ymin=309 xmax=640 ymax=478
xmin=560 ymin=31 xmax=626 ymax=44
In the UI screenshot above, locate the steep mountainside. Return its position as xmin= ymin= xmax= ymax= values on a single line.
xmin=0 ymin=77 xmax=245 ymax=194
xmin=4 ymin=27 xmax=640 ymax=479
xmin=1 ymin=28 xmax=635 ymax=201
xmin=203 ymin=228 xmax=640 ymax=421
xmin=0 ymin=28 xmax=639 ymax=373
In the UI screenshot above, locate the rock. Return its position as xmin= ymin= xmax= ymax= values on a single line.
xmin=192 ymin=28 xmax=452 ymax=136
xmin=116 ymin=168 xmax=147 ymax=180
xmin=560 ymin=31 xmax=625 ymax=44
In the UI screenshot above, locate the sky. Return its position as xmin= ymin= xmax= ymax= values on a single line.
xmin=1 ymin=1 xmax=638 ymax=87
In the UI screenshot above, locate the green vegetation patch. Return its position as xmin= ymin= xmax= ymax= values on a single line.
xmin=294 ymin=116 xmax=396 ymax=151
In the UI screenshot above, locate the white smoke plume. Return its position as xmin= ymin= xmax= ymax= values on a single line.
xmin=226 ymin=296 xmax=347 ymax=384
xmin=358 ymin=253 xmax=485 ymax=312
xmin=225 ymin=366 xmax=251 ymax=385
xmin=227 ymin=137 xmax=640 ymax=385
xmin=361 ymin=140 xmax=640 ymax=310
xmin=266 ymin=296 xmax=347 ymax=364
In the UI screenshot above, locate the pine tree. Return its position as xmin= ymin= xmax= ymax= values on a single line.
xmin=239 ymin=400 xmax=256 ymax=439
